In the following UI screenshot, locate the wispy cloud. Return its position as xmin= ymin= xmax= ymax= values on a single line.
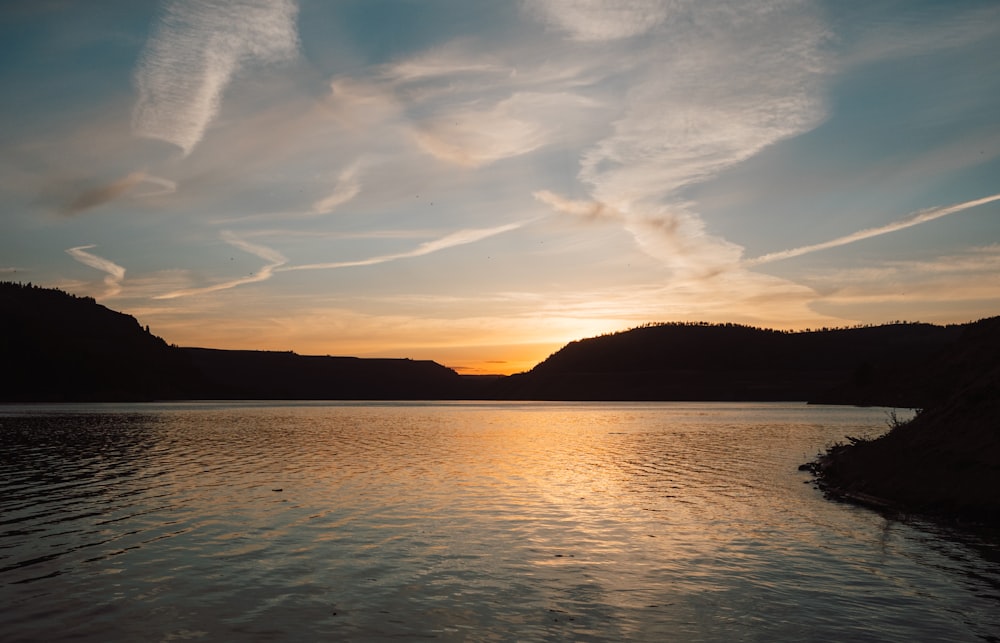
xmin=132 ymin=174 xmax=178 ymax=198
xmin=66 ymin=245 xmax=126 ymax=298
xmin=281 ymin=221 xmax=530 ymax=272
xmin=132 ymin=0 xmax=299 ymax=155
xmin=840 ymin=3 xmax=1000 ymax=68
xmin=745 ymin=193 xmax=1000 ymax=266
xmin=534 ymin=190 xmax=742 ymax=276
xmin=63 ymin=172 xmax=145 ymax=215
xmin=789 ymin=245 xmax=1000 ymax=321
xmin=525 ymin=0 xmax=669 ymax=41
xmin=155 ymin=221 xmax=527 ymax=299
xmin=527 ymin=0 xmax=830 ymax=277
xmin=413 ymin=92 xmax=596 ymax=167
xmin=62 ymin=171 xmax=178 ymax=215
xmin=533 ymin=190 xmax=623 ymax=221
xmin=382 ymin=43 xmax=509 ymax=83
xmin=154 ymin=231 xmax=287 ymax=299
xmin=311 ymin=162 xmax=362 ymax=215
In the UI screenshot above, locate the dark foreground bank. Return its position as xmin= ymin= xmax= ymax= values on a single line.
xmin=805 ymin=317 xmax=1000 ymax=526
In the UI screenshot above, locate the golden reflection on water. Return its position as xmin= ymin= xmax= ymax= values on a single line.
xmin=1 ymin=402 xmax=995 ymax=642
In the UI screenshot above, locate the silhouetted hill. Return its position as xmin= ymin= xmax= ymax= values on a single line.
xmin=2 ymin=281 xmax=994 ymax=406
xmin=0 ymin=282 xmax=462 ymax=402
xmin=809 ymin=316 xmax=1000 ymax=525
xmin=0 ymin=282 xmax=194 ymax=401
xmin=180 ymin=348 xmax=462 ymax=400
xmin=493 ymin=322 xmax=964 ymax=403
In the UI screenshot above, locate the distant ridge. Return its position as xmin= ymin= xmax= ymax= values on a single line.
xmin=495 ymin=321 xmax=966 ymax=405
xmin=178 ymin=348 xmax=461 ymax=400
xmin=0 ymin=282 xmax=461 ymax=402
xmin=1 ymin=281 xmax=995 ymax=406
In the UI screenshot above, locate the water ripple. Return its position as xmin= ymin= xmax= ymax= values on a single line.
xmin=1 ymin=402 xmax=998 ymax=641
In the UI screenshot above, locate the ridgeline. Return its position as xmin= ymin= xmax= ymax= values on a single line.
xmin=3 ymin=281 xmax=998 ymax=523
xmin=0 ymin=281 xmax=991 ymax=406
xmin=0 ymin=282 xmax=463 ymax=401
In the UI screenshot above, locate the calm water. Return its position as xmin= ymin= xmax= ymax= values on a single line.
xmin=1 ymin=402 xmax=998 ymax=642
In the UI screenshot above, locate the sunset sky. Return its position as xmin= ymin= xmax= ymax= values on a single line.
xmin=2 ymin=1 xmax=998 ymax=374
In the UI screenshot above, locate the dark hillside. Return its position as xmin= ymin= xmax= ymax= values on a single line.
xmin=0 ymin=282 xmax=195 ymax=401
xmin=497 ymin=322 xmax=962 ymax=402
xmin=810 ymin=316 xmax=1000 ymax=525
xmin=181 ymin=348 xmax=463 ymax=400
xmin=2 ymin=281 xmax=991 ymax=406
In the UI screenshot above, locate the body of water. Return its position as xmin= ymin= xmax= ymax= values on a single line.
xmin=1 ymin=401 xmax=998 ymax=641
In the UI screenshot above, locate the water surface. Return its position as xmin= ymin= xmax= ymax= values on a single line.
xmin=1 ymin=402 xmax=997 ymax=641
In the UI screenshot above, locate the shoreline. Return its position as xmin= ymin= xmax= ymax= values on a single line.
xmin=802 ymin=395 xmax=1000 ymax=529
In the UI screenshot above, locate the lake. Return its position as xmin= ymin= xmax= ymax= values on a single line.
xmin=1 ymin=401 xmax=998 ymax=641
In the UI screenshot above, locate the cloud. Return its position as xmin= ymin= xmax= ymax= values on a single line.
xmin=790 ymin=245 xmax=1000 ymax=321
xmin=533 ymin=189 xmax=623 ymax=221
xmin=155 ymin=221 xmax=525 ymax=299
xmin=62 ymin=171 xmax=178 ymax=214
xmin=525 ymin=1 xmax=830 ymax=278
xmin=534 ymin=190 xmax=742 ymax=276
xmin=66 ymin=245 xmax=126 ymax=298
xmin=840 ymin=3 xmax=1000 ymax=68
xmin=282 ymin=221 xmax=530 ymax=272
xmin=154 ymin=231 xmax=287 ymax=299
xmin=413 ymin=92 xmax=596 ymax=167
xmin=382 ymin=43 xmax=509 ymax=83
xmin=63 ymin=172 xmax=145 ymax=214
xmin=132 ymin=174 xmax=178 ymax=198
xmin=525 ymin=0 xmax=669 ymax=41
xmin=311 ymin=162 xmax=362 ymax=215
xmin=132 ymin=0 xmax=299 ymax=155
xmin=745 ymin=193 xmax=1000 ymax=266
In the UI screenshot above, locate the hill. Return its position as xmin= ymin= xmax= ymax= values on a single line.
xmin=1 ymin=281 xmax=994 ymax=407
xmin=807 ymin=316 xmax=1000 ymax=525
xmin=0 ymin=282 xmax=462 ymax=402
xmin=0 ymin=282 xmax=194 ymax=401
xmin=494 ymin=321 xmax=964 ymax=404
xmin=179 ymin=348 xmax=462 ymax=400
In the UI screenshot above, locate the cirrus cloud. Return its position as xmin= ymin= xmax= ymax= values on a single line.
xmin=66 ymin=245 xmax=126 ymax=298
xmin=132 ymin=0 xmax=299 ymax=155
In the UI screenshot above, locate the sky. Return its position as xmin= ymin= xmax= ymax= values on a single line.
xmin=1 ymin=0 xmax=998 ymax=375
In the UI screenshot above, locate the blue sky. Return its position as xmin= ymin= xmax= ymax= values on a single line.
xmin=1 ymin=0 xmax=998 ymax=373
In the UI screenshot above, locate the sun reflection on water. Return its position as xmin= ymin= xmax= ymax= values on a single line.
xmin=0 ymin=402 xmax=993 ymax=642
